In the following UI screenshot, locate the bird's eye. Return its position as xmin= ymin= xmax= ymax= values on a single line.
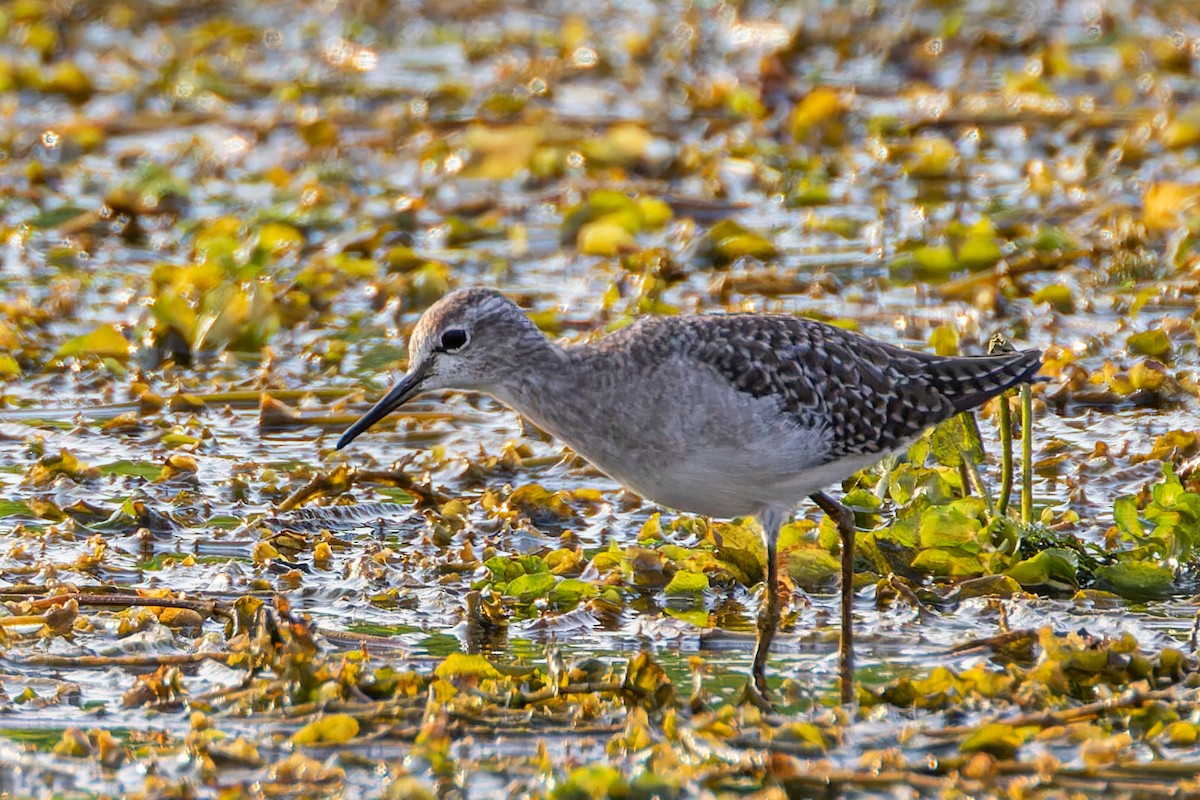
xmin=439 ymin=328 xmax=469 ymax=353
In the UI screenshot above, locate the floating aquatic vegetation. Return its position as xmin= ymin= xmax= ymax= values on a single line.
xmin=3 ymin=0 xmax=1200 ymax=794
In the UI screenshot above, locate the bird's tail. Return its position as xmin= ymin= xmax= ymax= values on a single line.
xmin=930 ymin=349 xmax=1043 ymax=412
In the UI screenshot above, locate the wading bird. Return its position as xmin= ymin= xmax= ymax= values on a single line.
xmin=337 ymin=288 xmax=1041 ymax=704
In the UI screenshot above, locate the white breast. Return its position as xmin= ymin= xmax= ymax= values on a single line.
xmin=503 ymin=355 xmax=843 ymax=520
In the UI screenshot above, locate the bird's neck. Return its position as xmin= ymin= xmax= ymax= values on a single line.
xmin=489 ymin=342 xmax=600 ymax=442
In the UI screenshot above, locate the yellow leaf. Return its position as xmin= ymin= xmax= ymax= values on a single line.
xmin=1162 ymin=111 xmax=1200 ymax=150
xmin=151 ymin=289 xmax=198 ymax=344
xmin=156 ymin=607 xmax=204 ymax=633
xmin=461 ymin=124 xmax=543 ymax=179
xmin=55 ymin=324 xmax=131 ymax=361
xmin=298 ymin=118 xmax=339 ymax=148
xmin=911 ymin=245 xmax=957 ymax=275
xmin=957 ymin=231 xmax=1002 ymax=268
xmin=577 ymin=220 xmax=637 ymax=256
xmin=1163 ymin=721 xmax=1198 ymax=747
xmin=0 ymin=353 xmax=20 ymax=378
xmin=1080 ymin=732 xmax=1132 ymax=768
xmin=929 ymin=324 xmax=959 ymax=356
xmin=708 ymin=520 xmax=764 ymax=583
xmin=252 ymin=541 xmax=280 ymax=564
xmin=383 ymin=776 xmax=436 ymax=800
xmin=44 ymin=61 xmax=94 ymax=103
xmin=1129 ymin=361 xmax=1167 ymax=391
xmin=636 ymin=196 xmax=672 ymax=229
xmin=1143 ymin=182 xmax=1200 ymax=232
xmin=256 ymin=222 xmax=304 ymax=254
xmin=292 ymin=713 xmax=359 ymax=745
xmin=194 ymin=286 xmax=248 ymax=351
xmin=435 ymin=653 xmax=501 ymax=680
xmin=0 ymin=321 xmax=19 ymax=350
xmin=785 ymin=548 xmax=841 ymax=592
xmin=52 ymin=728 xmax=92 ymax=757
xmin=905 ymin=136 xmax=958 ymax=178
xmin=776 ymin=721 xmax=828 ymax=752
xmin=790 ymin=87 xmax=843 ymax=140
xmin=506 ymin=484 xmax=577 ymax=522
xmin=581 ymin=123 xmax=655 ymax=166
xmin=699 ymin=220 xmax=778 ymax=266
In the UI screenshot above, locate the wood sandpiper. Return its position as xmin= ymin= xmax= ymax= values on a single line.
xmin=336 ymin=288 xmax=1042 ymax=705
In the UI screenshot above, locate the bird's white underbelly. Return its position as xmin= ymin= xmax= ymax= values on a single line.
xmin=597 ymin=446 xmax=886 ymax=520
xmin=502 ymin=354 xmax=881 ymax=519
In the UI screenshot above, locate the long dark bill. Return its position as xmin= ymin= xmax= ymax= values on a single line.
xmin=335 ymin=361 xmax=430 ymax=450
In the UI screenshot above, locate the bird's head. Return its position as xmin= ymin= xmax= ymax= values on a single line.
xmin=335 ymin=288 xmax=542 ymax=449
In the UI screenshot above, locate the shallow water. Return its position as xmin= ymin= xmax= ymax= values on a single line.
xmin=1 ymin=0 xmax=1199 ymax=795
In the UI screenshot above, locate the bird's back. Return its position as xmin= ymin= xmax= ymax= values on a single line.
xmin=594 ymin=312 xmax=1042 ymax=462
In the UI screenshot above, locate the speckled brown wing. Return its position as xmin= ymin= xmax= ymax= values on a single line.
xmin=632 ymin=313 xmax=1041 ymax=463
xmin=807 ymin=333 xmax=1043 ymax=460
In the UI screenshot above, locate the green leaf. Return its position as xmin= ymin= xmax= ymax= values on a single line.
xmin=96 ymin=461 xmax=163 ymax=479
xmin=553 ymin=765 xmax=628 ymax=800
xmin=907 ymin=245 xmax=957 ymax=276
xmin=1095 ymin=562 xmax=1175 ymax=601
xmin=504 ymin=572 xmax=556 ymax=601
xmin=1031 ymin=226 xmax=1078 ymax=251
xmin=961 ymin=723 xmax=1028 ymax=758
xmin=696 ymin=220 xmax=778 ymax=267
xmin=663 ymin=570 xmax=709 ymax=595
xmin=663 ymin=607 xmax=710 ymax=627
xmin=957 ymin=231 xmax=1003 ymax=269
xmin=929 ymin=413 xmax=985 ymax=468
xmin=918 ymin=500 xmax=986 ymax=551
xmin=708 ymin=521 xmax=765 ymax=584
xmin=1005 ymin=548 xmax=1079 ymax=591
xmin=1127 ymin=329 xmax=1172 ymax=360
xmin=1031 ymin=284 xmax=1076 ymax=313
xmin=374 ymin=488 xmax=416 ymax=505
xmin=0 ymin=500 xmax=35 ymax=519
xmin=1137 ymin=464 xmax=1200 ymax=561
xmin=548 ymin=578 xmax=596 ymax=608
xmin=910 ymin=547 xmax=984 ymax=578
xmin=27 ymin=206 xmax=89 ymax=229
xmin=345 ymin=622 xmax=420 ymax=637
xmin=883 ymin=496 xmax=930 ymax=549
xmin=1113 ymin=496 xmax=1143 ymax=538
xmin=485 ymin=554 xmax=548 ymax=584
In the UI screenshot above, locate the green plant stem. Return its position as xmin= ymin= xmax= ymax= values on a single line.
xmin=987 ymin=333 xmax=1016 ymax=519
xmin=1021 ymin=383 xmax=1033 ymax=525
xmin=998 ymin=395 xmax=1013 ymax=517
